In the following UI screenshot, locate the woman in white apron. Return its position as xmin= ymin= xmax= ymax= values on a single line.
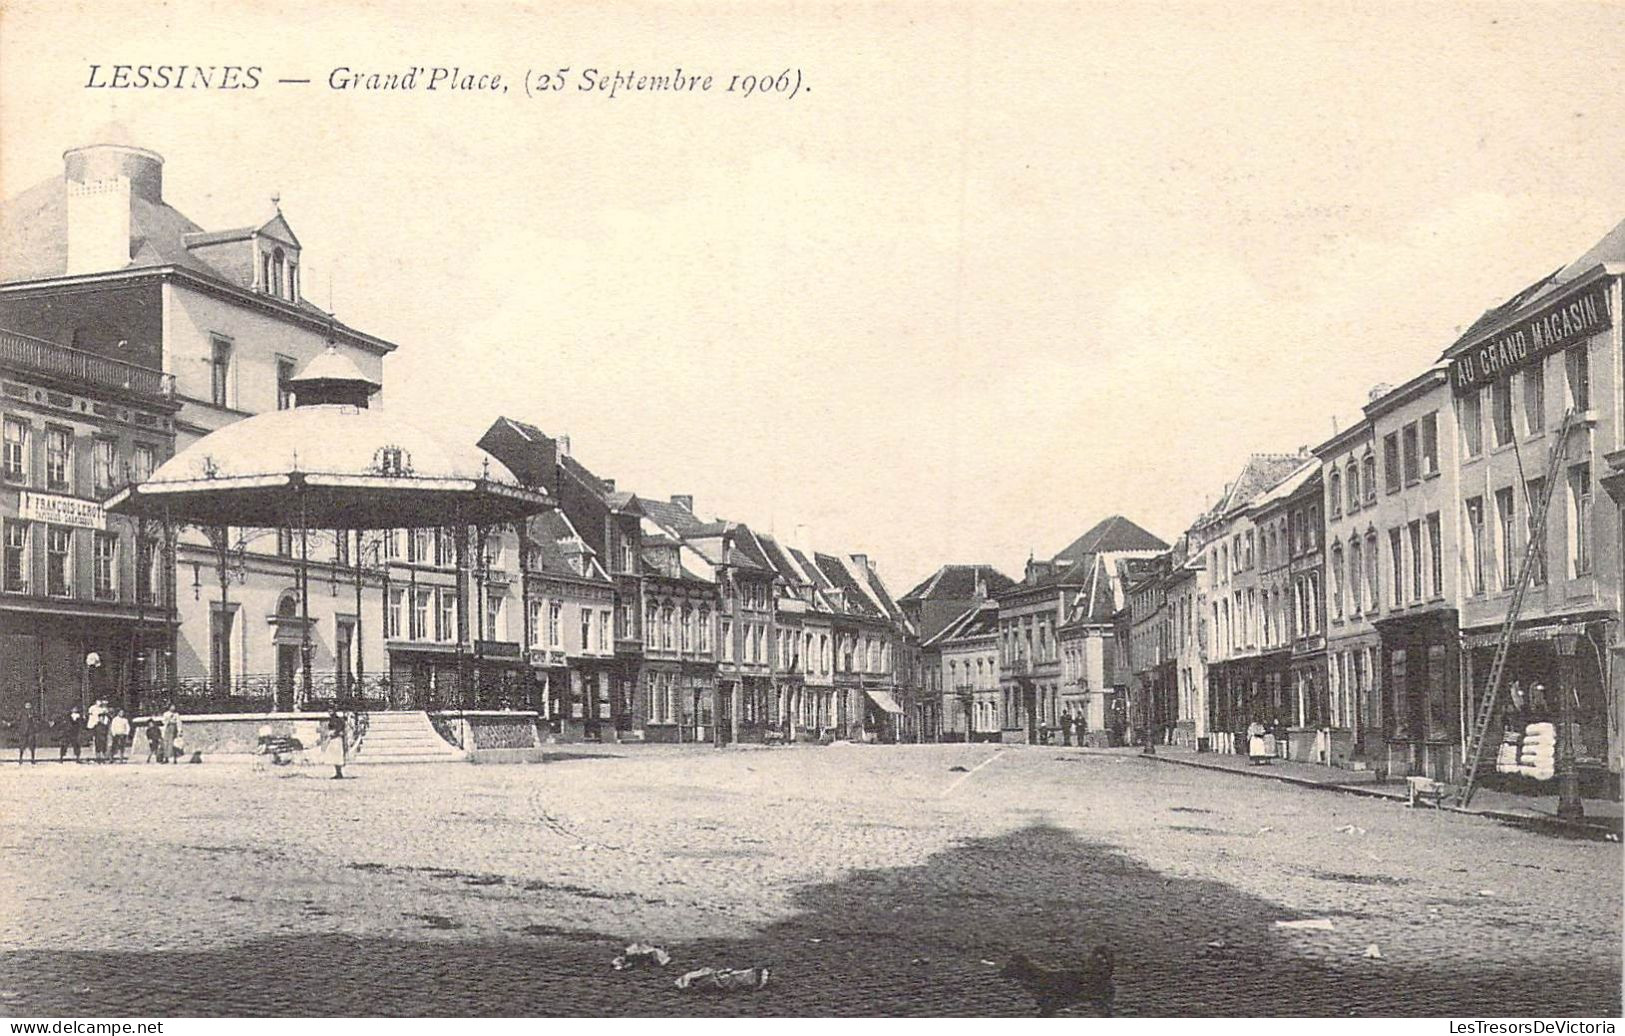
xmin=1246 ymin=719 xmax=1270 ymax=765
xmin=321 ymin=710 xmax=348 ymax=779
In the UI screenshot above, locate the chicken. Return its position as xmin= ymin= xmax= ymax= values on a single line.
xmin=1000 ymin=947 xmax=1115 ymax=1017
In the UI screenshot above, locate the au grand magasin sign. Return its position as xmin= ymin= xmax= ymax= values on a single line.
xmin=1450 ymin=281 xmax=1613 ymax=393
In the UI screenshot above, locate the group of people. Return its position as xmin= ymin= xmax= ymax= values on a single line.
xmin=10 ymin=700 xmax=185 ymax=765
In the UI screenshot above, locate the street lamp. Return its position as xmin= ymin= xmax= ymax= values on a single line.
xmin=1553 ymin=631 xmax=1585 ymax=820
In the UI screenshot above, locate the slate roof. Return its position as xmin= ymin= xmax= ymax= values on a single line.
xmin=1191 ymin=454 xmax=1307 ymax=530
xmin=932 ymin=601 xmax=1001 ymax=646
xmin=1248 ymin=458 xmax=1321 ymax=515
xmin=524 ymin=509 xmax=611 ymax=583
xmin=1063 ymin=556 xmax=1119 ymax=627
xmin=1053 ymin=516 xmax=1168 ymax=564
xmin=638 ymin=497 xmax=708 ymax=535
xmin=814 ymin=552 xmax=886 ymax=619
xmin=900 ymin=564 xmax=1016 ymax=603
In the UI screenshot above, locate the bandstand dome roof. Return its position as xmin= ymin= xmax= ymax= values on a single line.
xmin=106 ymin=348 xmax=550 ymax=529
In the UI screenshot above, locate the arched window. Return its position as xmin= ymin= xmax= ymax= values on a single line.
xmin=1331 ymin=544 xmax=1345 ymax=619
xmin=1329 ymin=469 xmax=1342 ymax=517
xmin=1346 ymin=462 xmax=1360 ymax=512
xmin=271 ymin=248 xmax=285 ymax=297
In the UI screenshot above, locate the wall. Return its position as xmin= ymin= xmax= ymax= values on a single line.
xmin=0 ymin=281 xmax=165 ymax=370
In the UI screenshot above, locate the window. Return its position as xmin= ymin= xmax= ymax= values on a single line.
xmin=1388 ymin=528 xmax=1404 ymax=608
xmin=1491 ymin=375 xmax=1514 ymax=448
xmin=581 ymin=610 xmax=592 ymax=653
xmin=271 ymin=248 xmax=285 ymax=297
xmin=132 ymin=443 xmax=155 ymax=483
xmin=435 ymin=527 xmax=454 ymax=568
xmin=1421 ymin=413 xmax=1439 ymax=475
xmin=411 ymin=588 xmax=430 ymax=640
xmin=1402 ymin=423 xmax=1421 ymax=483
xmin=93 ymin=532 xmax=116 ymax=599
xmin=211 ymin=337 xmax=233 ymax=408
xmin=277 ymin=358 xmax=296 ymax=411
xmin=210 ymin=609 xmax=233 ymax=690
xmin=261 ymin=252 xmax=275 ymax=293
xmin=1346 ymin=463 xmax=1359 ymax=513
xmin=138 ymin=537 xmax=162 ymax=605
xmin=3 ymin=521 xmax=28 ymax=593
xmin=387 ymin=589 xmax=403 ymax=638
xmin=1523 ymin=363 xmax=1545 ymax=434
xmin=1427 ymin=512 xmax=1443 ymax=598
xmin=486 ymin=593 xmax=505 ymax=642
xmin=1388 ymin=649 xmax=1409 ymax=739
xmin=722 ymin=619 xmax=734 ymax=662
xmin=618 ymin=537 xmax=634 ymax=574
xmin=1495 ymin=487 xmax=1516 ymax=590
xmin=1569 ymin=462 xmax=1592 ymax=576
xmin=662 ymin=605 xmax=674 ymax=650
xmin=548 ymin=602 xmax=562 ymax=646
xmin=1307 ymin=505 xmax=1320 ymax=551
xmin=2 ymin=418 xmax=26 ymax=482
xmin=698 ymin=607 xmax=711 ymax=652
xmin=287 ymin=261 xmax=299 ymax=302
xmin=93 ymin=439 xmax=116 ymax=494
xmin=276 ymin=528 xmax=294 ymax=558
xmin=1466 ymin=496 xmax=1486 ymax=595
xmin=1350 ymin=538 xmax=1364 ymax=614
xmin=1330 ymin=545 xmax=1344 ymax=620
xmin=382 ymin=529 xmax=401 ymax=560
xmin=46 ymin=526 xmax=72 ymax=597
xmin=1565 ymin=344 xmax=1590 ymax=412
xmin=334 ymin=530 xmax=350 ymax=567
xmin=1383 ymin=433 xmax=1401 ymax=493
xmin=1362 ymin=454 xmax=1377 ymax=503
xmin=1461 ymin=390 xmax=1483 ymax=458
xmin=600 ymin=609 xmax=612 ymax=652
xmin=45 ymin=426 xmax=71 ymax=491
xmin=408 ymin=527 xmax=428 ymax=564
xmin=1525 ymin=477 xmax=1548 ymax=586
xmin=438 ymin=588 xmax=456 ymax=642
xmin=528 ymin=599 xmax=543 ymax=647
xmin=1408 ymin=519 xmax=1423 ymax=602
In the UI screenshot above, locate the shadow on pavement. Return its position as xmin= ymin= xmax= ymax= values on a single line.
xmin=2 ymin=823 xmax=1617 ymax=1016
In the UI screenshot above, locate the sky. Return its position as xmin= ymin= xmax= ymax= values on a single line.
xmin=3 ymin=0 xmax=1624 ymax=596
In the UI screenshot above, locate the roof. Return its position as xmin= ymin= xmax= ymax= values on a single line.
xmin=1191 ymin=454 xmax=1307 ymax=529
xmin=899 ymin=564 xmax=1016 ymax=603
xmin=1249 ymin=458 xmax=1321 ymax=514
xmin=1063 ymin=556 xmax=1118 ymax=627
xmin=1053 ymin=516 xmax=1168 ymax=563
xmin=932 ymin=601 xmax=1001 ymax=646
xmin=638 ymin=496 xmax=708 ymax=535
xmin=1447 ymin=217 xmax=1625 ymax=355
xmin=524 ymin=509 xmax=611 ymax=583
xmin=814 ymin=552 xmax=886 ymax=619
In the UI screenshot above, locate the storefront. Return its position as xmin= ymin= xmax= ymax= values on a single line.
xmin=1462 ymin=615 xmax=1613 ymax=796
xmin=1375 ymin=610 xmax=1460 ymax=781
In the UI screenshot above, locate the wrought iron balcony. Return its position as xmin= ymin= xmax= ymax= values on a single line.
xmin=0 ymin=328 xmax=175 ymax=400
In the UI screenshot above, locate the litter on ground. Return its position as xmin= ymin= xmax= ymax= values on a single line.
xmin=1363 ymin=944 xmax=1384 ymax=959
xmin=611 ymin=943 xmax=672 ymax=970
xmin=675 ymin=966 xmax=770 ymax=993
xmin=1336 ymin=825 xmax=1366 ymax=835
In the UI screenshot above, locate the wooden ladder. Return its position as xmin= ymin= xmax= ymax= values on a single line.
xmin=1455 ymin=407 xmax=1579 ymax=808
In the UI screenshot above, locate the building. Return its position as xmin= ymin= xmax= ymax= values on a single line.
xmin=997 ymin=516 xmax=1167 ymax=743
xmin=1360 ymin=366 xmax=1463 ymax=780
xmin=1251 ymin=460 xmax=1327 ymax=761
xmin=1189 ymin=454 xmax=1307 ymax=753
xmin=1 ymin=325 xmax=180 ymax=720
xmin=0 ymin=131 xmax=398 ymax=706
xmin=1313 ymin=410 xmax=1384 ymax=771
xmin=1443 ymin=219 xmax=1624 ymax=791
xmin=1056 ymin=554 xmax=1135 ymax=744
xmin=1124 ymin=553 xmax=1175 ymax=745
xmin=928 ymin=600 xmax=1001 ymax=741
xmin=1165 ymin=537 xmax=1205 ymax=748
xmin=899 ymin=564 xmax=1015 ymax=642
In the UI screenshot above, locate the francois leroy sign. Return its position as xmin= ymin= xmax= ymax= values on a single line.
xmin=18 ymin=490 xmax=107 ymax=530
xmin=1450 ymin=280 xmax=1613 ymax=393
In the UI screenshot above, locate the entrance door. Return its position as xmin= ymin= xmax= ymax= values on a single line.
xmin=276 ymin=644 xmax=299 ymax=710
xmin=715 ymin=683 xmax=733 ymax=745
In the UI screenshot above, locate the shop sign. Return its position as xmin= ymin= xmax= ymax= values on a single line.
xmin=1450 ymin=282 xmax=1612 ymax=393
xmin=18 ymin=490 xmax=106 ymax=530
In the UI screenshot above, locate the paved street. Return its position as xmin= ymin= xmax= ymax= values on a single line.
xmin=1 ymin=744 xmax=1619 ymax=1017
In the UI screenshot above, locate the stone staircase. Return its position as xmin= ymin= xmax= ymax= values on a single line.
xmin=352 ymin=711 xmax=468 ymax=764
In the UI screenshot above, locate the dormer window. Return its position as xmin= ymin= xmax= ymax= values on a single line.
xmin=271 ymin=249 xmax=285 ymax=297
xmin=287 ymin=260 xmax=298 ymax=301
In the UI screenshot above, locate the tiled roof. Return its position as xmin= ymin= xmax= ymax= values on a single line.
xmin=933 ymin=601 xmax=1000 ymax=645
xmin=524 ymin=510 xmax=611 ymax=583
xmin=1249 ymin=459 xmax=1321 ymax=513
xmin=638 ymin=497 xmax=707 ymax=534
xmin=899 ymin=564 xmax=1016 ymax=602
xmin=1193 ymin=454 xmax=1308 ymax=530
xmin=1064 ymin=556 xmax=1118 ymax=626
xmin=1053 ymin=516 xmax=1168 ymax=563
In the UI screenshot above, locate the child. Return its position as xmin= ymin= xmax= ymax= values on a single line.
xmin=145 ymin=717 xmax=163 ymax=763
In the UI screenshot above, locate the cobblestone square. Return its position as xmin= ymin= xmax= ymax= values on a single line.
xmin=1 ymin=744 xmax=1619 ymax=1017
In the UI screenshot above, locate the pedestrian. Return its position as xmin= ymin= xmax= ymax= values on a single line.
xmin=1247 ymin=718 xmax=1270 ymax=765
xmin=161 ymin=704 xmax=181 ymax=764
xmin=109 ymin=709 xmax=131 ymax=762
xmin=321 ymin=709 xmax=348 ymax=779
xmin=144 ymin=716 xmax=163 ymax=763
xmin=59 ymin=706 xmax=84 ymax=763
xmin=88 ymin=699 xmax=110 ymax=762
xmin=1060 ymin=711 xmax=1074 ymax=747
xmin=13 ymin=701 xmax=41 ymax=764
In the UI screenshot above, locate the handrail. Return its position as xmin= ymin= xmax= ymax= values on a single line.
xmin=0 ymin=328 xmax=175 ymax=400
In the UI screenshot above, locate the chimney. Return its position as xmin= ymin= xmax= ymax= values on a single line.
xmin=671 ymin=494 xmax=693 ymax=512
xmin=557 ymin=434 xmax=571 ymax=457
xmin=64 ymin=141 xmax=160 ymax=275
xmin=851 ymin=553 xmax=869 ymax=573
xmin=603 ymin=478 xmax=615 ymax=492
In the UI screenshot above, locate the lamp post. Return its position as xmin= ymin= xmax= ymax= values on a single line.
xmin=1553 ymin=630 xmax=1585 ymax=819
xmin=1142 ymin=678 xmax=1157 ymax=756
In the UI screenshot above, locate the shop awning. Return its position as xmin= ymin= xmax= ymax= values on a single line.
xmin=865 ymin=689 xmax=904 ymax=714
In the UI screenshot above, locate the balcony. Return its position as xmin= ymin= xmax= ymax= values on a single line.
xmin=0 ymin=328 xmax=175 ymax=400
